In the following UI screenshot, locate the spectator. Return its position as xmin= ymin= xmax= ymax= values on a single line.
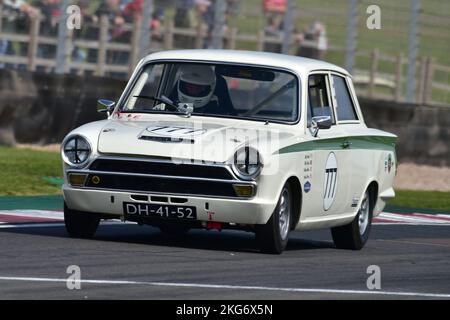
xmin=263 ymin=12 xmax=283 ymax=53
xmin=122 ymin=0 xmax=165 ymax=40
xmin=198 ymin=0 xmax=213 ymax=48
xmin=200 ymin=0 xmax=235 ymax=49
xmin=93 ymin=0 xmax=125 ymax=41
xmin=32 ymin=0 xmax=61 ymax=62
xmin=174 ymin=0 xmax=195 ymax=29
xmin=33 ymin=0 xmax=61 ymax=35
xmin=297 ymin=21 xmax=328 ymax=60
xmin=263 ymin=0 xmax=286 ymax=14
xmin=1 ymin=0 xmax=39 ymax=68
xmin=262 ymin=0 xmax=286 ymax=53
xmin=173 ymin=0 xmax=196 ymax=48
xmin=92 ymin=0 xmax=127 ymax=66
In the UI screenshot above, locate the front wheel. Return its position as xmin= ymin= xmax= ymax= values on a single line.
xmin=331 ymin=190 xmax=373 ymax=250
xmin=64 ymin=202 xmax=100 ymax=239
xmin=255 ymin=183 xmax=292 ymax=254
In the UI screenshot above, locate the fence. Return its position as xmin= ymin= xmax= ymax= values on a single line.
xmin=1 ymin=2 xmax=450 ymax=107
xmin=352 ymin=50 xmax=449 ymax=106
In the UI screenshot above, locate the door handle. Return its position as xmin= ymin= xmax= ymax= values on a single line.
xmin=341 ymin=140 xmax=352 ymax=149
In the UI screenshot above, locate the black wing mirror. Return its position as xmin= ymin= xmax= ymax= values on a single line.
xmin=97 ymin=99 xmax=116 ymax=116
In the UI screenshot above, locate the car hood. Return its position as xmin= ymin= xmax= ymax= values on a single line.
xmin=97 ymin=117 xmax=295 ymax=163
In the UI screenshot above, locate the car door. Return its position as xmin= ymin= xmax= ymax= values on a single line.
xmin=330 ymin=73 xmax=367 ymax=212
xmin=302 ymin=72 xmax=352 ymax=220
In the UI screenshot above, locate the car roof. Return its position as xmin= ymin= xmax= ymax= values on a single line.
xmin=142 ymin=49 xmax=350 ymax=77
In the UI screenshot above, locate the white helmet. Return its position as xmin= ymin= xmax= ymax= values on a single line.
xmin=178 ymin=65 xmax=216 ymax=109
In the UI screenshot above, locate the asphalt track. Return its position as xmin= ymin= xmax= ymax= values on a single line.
xmin=0 ymin=212 xmax=449 ymax=300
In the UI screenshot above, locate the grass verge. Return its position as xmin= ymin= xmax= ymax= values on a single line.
xmin=388 ymin=190 xmax=450 ymax=213
xmin=1 ymin=147 xmax=449 ymax=212
xmin=0 ymin=146 xmax=62 ymax=196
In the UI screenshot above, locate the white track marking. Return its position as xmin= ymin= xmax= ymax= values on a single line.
xmin=0 ymin=276 xmax=449 ymax=298
xmin=0 ymin=221 xmax=128 ymax=229
xmin=0 ymin=223 xmax=66 ymax=229
xmin=0 ymin=210 xmax=64 ymax=220
xmin=377 ymin=213 xmax=450 ymax=224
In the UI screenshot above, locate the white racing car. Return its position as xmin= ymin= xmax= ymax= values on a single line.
xmin=61 ymin=50 xmax=397 ymax=254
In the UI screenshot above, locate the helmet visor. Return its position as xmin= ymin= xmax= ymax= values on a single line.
xmin=179 ymin=80 xmax=212 ymax=98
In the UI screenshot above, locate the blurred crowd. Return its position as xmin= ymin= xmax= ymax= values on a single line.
xmin=0 ymin=0 xmax=328 ymax=71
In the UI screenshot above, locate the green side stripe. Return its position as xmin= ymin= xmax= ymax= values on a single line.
xmin=277 ymin=136 xmax=396 ymax=155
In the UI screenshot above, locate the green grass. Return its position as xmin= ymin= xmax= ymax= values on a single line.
xmin=0 ymin=146 xmax=63 ymax=196
xmin=1 ymin=147 xmax=449 ymax=212
xmin=388 ymin=190 xmax=450 ymax=212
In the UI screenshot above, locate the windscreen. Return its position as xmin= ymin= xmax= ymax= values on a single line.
xmin=122 ymin=62 xmax=299 ymax=123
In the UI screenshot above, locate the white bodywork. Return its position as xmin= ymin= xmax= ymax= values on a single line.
xmin=62 ymin=50 xmax=397 ymax=231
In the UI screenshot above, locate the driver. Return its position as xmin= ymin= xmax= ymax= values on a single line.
xmin=175 ymin=65 xmax=220 ymax=113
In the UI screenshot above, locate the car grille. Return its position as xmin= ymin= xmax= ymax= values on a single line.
xmin=84 ymin=173 xmax=237 ymax=197
xmin=80 ymin=158 xmax=247 ymax=198
xmin=89 ymin=158 xmax=234 ymax=180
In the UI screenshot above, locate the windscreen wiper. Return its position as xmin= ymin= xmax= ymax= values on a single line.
xmin=133 ymin=95 xmax=178 ymax=111
xmin=133 ymin=95 xmax=194 ymax=117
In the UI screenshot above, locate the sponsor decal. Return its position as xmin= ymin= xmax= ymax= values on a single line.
xmin=146 ymin=125 xmax=207 ymax=137
xmin=304 ymin=181 xmax=311 ymax=193
xmin=324 ymin=152 xmax=338 ymax=211
xmin=303 ymin=153 xmax=313 ymax=180
xmin=384 ymin=153 xmax=393 ymax=173
xmin=113 ymin=112 xmax=141 ymax=121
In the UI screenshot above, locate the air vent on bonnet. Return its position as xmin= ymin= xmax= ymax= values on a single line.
xmin=138 ymin=126 xmax=206 ymax=144
xmin=139 ymin=135 xmax=195 ymax=144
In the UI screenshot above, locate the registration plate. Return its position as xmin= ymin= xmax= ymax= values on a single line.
xmin=123 ymin=202 xmax=197 ymax=220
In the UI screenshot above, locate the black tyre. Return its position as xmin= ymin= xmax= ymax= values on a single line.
xmin=255 ymin=183 xmax=292 ymax=254
xmin=64 ymin=202 xmax=100 ymax=239
xmin=331 ymin=190 xmax=373 ymax=250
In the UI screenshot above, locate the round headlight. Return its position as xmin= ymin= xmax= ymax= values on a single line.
xmin=62 ymin=135 xmax=91 ymax=167
xmin=232 ymin=146 xmax=263 ymax=180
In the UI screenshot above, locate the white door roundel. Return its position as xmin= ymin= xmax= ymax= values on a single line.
xmin=323 ymin=152 xmax=338 ymax=211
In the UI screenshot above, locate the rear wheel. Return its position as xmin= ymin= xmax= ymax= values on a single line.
xmin=255 ymin=183 xmax=292 ymax=254
xmin=331 ymin=190 xmax=373 ymax=250
xmin=64 ymin=202 xmax=100 ymax=239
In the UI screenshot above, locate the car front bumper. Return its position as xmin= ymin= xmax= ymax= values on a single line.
xmin=63 ymin=184 xmax=278 ymax=225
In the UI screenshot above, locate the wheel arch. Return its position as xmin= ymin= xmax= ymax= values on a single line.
xmin=286 ymin=176 xmax=302 ymax=230
xmin=366 ymin=180 xmax=379 ymax=212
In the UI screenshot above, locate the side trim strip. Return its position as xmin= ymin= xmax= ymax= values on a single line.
xmin=277 ymin=135 xmax=396 ymax=155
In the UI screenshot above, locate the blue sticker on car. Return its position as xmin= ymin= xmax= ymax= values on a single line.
xmin=304 ymin=181 xmax=311 ymax=193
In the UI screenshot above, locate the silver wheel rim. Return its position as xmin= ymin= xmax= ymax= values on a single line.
xmin=278 ymin=188 xmax=291 ymax=241
xmin=358 ymin=192 xmax=370 ymax=235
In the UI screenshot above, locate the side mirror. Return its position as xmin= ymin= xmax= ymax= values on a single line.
xmin=97 ymin=99 xmax=116 ymax=116
xmin=310 ymin=115 xmax=332 ymax=137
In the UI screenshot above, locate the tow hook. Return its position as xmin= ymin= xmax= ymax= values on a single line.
xmin=207 ymin=222 xmax=222 ymax=231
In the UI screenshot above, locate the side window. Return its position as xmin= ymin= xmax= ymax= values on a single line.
xmin=307 ymin=74 xmax=333 ymax=126
xmin=331 ymin=75 xmax=358 ymax=121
